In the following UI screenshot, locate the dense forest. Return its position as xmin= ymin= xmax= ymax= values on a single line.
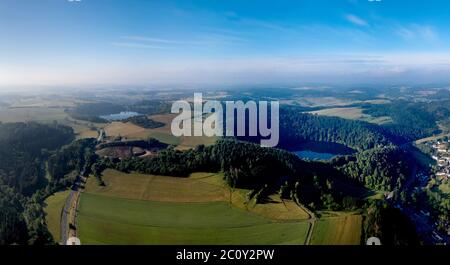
xmin=0 ymin=122 xmax=75 ymax=245
xmin=0 ymin=122 xmax=74 ymax=194
xmin=333 ymin=146 xmax=413 ymax=192
xmin=67 ymin=102 xmax=124 ymax=123
xmin=123 ymin=115 xmax=165 ymax=129
xmin=96 ymin=138 xmax=168 ymax=150
xmin=127 ymin=100 xmax=171 ymax=115
xmin=363 ymin=200 xmax=420 ymax=246
xmin=362 ymin=101 xmax=444 ymax=140
xmin=47 ymin=138 xmax=98 ymax=192
xmin=278 ymin=108 xmax=396 ymax=151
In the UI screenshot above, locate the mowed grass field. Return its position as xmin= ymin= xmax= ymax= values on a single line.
xmin=78 ymin=170 xmax=311 ymax=245
xmin=84 ymin=170 xmax=229 ymax=202
xmin=43 ymin=190 xmax=70 ymax=242
xmin=78 ymin=193 xmax=309 ymax=245
xmin=310 ymin=215 xmax=362 ymax=245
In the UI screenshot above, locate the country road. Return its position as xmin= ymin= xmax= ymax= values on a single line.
xmin=60 ymin=190 xmax=75 ymax=245
xmin=294 ymin=200 xmax=317 ymax=245
xmin=60 ymin=169 xmax=85 ymax=245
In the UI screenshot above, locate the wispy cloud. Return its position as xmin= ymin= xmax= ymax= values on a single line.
xmin=345 ymin=14 xmax=368 ymax=27
xmin=114 ymin=34 xmax=246 ymax=49
xmin=111 ymin=42 xmax=167 ymax=49
xmin=121 ymin=36 xmax=207 ymax=45
xmin=239 ymin=17 xmax=290 ymax=32
xmin=395 ymin=24 xmax=439 ymax=42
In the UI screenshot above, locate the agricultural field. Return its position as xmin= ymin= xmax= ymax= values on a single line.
xmin=310 ymin=215 xmax=362 ymax=245
xmin=103 ymin=121 xmax=155 ymax=140
xmin=0 ymin=107 xmax=68 ymax=123
xmin=147 ymin=114 xmax=217 ymax=149
xmin=78 ymin=193 xmax=310 ymax=245
xmin=59 ymin=117 xmax=105 ymax=140
xmin=84 ymin=170 xmax=229 ymax=203
xmin=103 ymin=113 xmax=216 ymax=149
xmin=84 ymin=170 xmax=310 ymax=220
xmin=415 ymin=132 xmax=450 ymax=144
xmin=281 ymin=97 xmax=358 ymax=107
xmin=0 ymin=109 xmax=103 ymax=139
xmin=78 ymin=170 xmax=311 ymax=245
xmin=281 ymin=97 xmax=390 ymax=108
xmin=8 ymin=96 xmax=90 ymax=108
xmin=43 ymin=190 xmax=71 ymax=242
xmin=309 ymin=107 xmax=392 ymax=125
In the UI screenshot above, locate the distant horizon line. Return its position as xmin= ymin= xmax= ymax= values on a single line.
xmin=1 ymin=82 xmax=450 ymax=92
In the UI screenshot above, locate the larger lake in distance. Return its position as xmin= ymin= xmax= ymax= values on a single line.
xmin=100 ymin=111 xmax=141 ymax=121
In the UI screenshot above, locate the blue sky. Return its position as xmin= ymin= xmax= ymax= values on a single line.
xmin=2 ymin=0 xmax=450 ymax=87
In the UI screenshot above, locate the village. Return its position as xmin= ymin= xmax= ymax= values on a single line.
xmin=431 ymin=139 xmax=450 ymax=182
xmin=420 ymin=137 xmax=450 ymax=243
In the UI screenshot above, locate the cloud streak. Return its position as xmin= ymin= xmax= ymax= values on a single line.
xmin=111 ymin=42 xmax=168 ymax=49
xmin=395 ymin=24 xmax=439 ymax=42
xmin=114 ymin=33 xmax=247 ymax=49
xmin=345 ymin=14 xmax=368 ymax=26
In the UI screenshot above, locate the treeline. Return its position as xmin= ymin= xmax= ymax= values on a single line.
xmin=333 ymin=146 xmax=413 ymax=192
xmin=0 ymin=122 xmax=75 ymax=245
xmin=69 ymin=102 xmax=124 ymax=116
xmin=127 ymin=100 xmax=171 ymax=115
xmin=123 ymin=115 xmax=165 ymax=129
xmin=96 ymin=138 xmax=168 ymax=150
xmin=67 ymin=102 xmax=124 ymax=123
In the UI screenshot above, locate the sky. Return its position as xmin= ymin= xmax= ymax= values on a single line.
xmin=2 ymin=0 xmax=450 ymax=88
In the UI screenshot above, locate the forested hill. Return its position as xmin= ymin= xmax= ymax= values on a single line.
xmin=362 ymin=100 xmax=445 ymax=141
xmin=278 ymin=108 xmax=397 ymax=151
xmin=0 ymin=122 xmax=75 ymax=245
xmin=332 ymin=146 xmax=413 ymax=192
xmin=0 ymin=122 xmax=74 ymax=194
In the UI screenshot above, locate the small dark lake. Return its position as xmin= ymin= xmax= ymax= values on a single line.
xmin=294 ymin=150 xmax=337 ymax=160
xmin=289 ymin=141 xmax=355 ymax=161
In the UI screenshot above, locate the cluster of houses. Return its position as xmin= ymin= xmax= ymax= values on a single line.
xmin=431 ymin=139 xmax=450 ymax=181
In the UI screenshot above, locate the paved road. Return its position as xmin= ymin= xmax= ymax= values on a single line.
xmin=60 ymin=190 xmax=76 ymax=244
xmin=60 ymin=169 xmax=85 ymax=245
xmin=294 ymin=201 xmax=317 ymax=245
